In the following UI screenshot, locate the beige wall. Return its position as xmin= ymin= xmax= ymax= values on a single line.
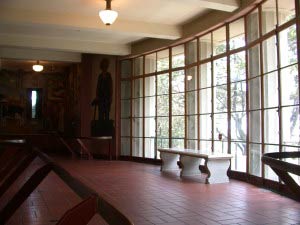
xmin=131 ymin=0 xmax=258 ymax=56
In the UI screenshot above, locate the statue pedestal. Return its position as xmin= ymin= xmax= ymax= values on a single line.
xmin=91 ymin=119 xmax=114 ymax=137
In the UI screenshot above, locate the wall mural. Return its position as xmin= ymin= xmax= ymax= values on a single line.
xmin=0 ymin=68 xmax=73 ymax=134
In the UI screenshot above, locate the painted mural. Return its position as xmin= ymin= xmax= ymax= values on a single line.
xmin=0 ymin=68 xmax=79 ymax=134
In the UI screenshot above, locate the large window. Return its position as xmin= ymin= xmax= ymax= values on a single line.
xmin=120 ymin=0 xmax=299 ymax=184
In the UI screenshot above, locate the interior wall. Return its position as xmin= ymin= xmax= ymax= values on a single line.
xmin=0 ymin=68 xmax=69 ymax=134
xmin=130 ymin=0 xmax=258 ymax=56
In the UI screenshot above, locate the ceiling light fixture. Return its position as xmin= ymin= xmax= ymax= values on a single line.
xmin=99 ymin=0 xmax=118 ymax=25
xmin=32 ymin=60 xmax=43 ymax=72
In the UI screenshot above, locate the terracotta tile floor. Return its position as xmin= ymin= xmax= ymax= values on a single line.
xmin=1 ymin=158 xmax=107 ymax=225
xmin=2 ymin=156 xmax=300 ymax=225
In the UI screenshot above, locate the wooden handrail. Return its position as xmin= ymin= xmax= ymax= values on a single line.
xmin=262 ymin=151 xmax=300 ymax=197
xmin=0 ymin=139 xmax=133 ymax=225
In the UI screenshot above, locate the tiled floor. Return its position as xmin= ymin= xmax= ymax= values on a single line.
xmin=2 ymin=156 xmax=300 ymax=225
xmin=1 ymin=158 xmax=107 ymax=225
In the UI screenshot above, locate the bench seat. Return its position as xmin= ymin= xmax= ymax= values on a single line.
xmin=158 ymin=148 xmax=233 ymax=184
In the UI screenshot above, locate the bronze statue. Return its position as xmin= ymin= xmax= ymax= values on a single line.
xmin=92 ymin=58 xmax=113 ymax=121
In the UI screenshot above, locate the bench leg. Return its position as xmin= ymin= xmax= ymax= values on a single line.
xmin=205 ymin=159 xmax=230 ymax=184
xmin=160 ymin=152 xmax=179 ymax=171
xmin=180 ymin=155 xmax=203 ymax=177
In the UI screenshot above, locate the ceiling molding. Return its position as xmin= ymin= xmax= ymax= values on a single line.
xmin=0 ymin=8 xmax=182 ymax=41
xmin=0 ymin=47 xmax=81 ymax=62
xmin=0 ymin=34 xmax=131 ymax=55
xmin=171 ymin=0 xmax=240 ymax=12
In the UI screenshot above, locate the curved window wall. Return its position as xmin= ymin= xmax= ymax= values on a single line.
xmin=120 ymin=0 xmax=299 ymax=183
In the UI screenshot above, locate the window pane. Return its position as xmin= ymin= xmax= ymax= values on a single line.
xmin=280 ymin=25 xmax=297 ymax=68
xmin=248 ymin=77 xmax=261 ymax=110
xmin=264 ymin=108 xmax=279 ymax=144
xmin=121 ymin=119 xmax=130 ymax=136
xmin=145 ymin=97 xmax=156 ymax=117
xmin=157 ymin=73 xmax=169 ymax=95
xmin=249 ymin=143 xmax=262 ymax=176
xmin=133 ymin=78 xmax=143 ymax=98
xmin=132 ymin=138 xmax=143 ymax=157
xmin=145 ymin=117 xmax=156 ymax=138
xmin=186 ymin=39 xmax=197 ymax=65
xmin=278 ymin=0 xmax=295 ymax=26
xmin=200 ymin=88 xmax=212 ymax=114
xmin=264 ymin=72 xmax=278 ymax=108
xmin=172 ymin=93 xmax=185 ymax=115
xmin=172 ymin=70 xmax=185 ymax=93
xmin=231 ymin=141 xmax=247 ymax=172
xmin=282 ymin=106 xmax=299 ymax=146
xmin=214 ymin=140 xmax=228 ymax=154
xmin=172 ymin=139 xmax=184 ymax=148
xmin=144 ymin=76 xmax=156 ymax=97
xmin=200 ymin=114 xmax=212 ymax=140
xmin=263 ymin=36 xmax=278 ymax=73
xmin=200 ymin=140 xmax=211 ymax=151
xmin=172 ymin=116 xmax=185 ymax=138
xmin=200 ymin=62 xmax=211 ymax=89
xmin=121 ymin=60 xmax=131 ymax=78
xmin=145 ymin=138 xmax=155 ymax=159
xmin=199 ymin=33 xmax=212 ymax=60
xmin=261 ymin=0 xmax=277 ymax=35
xmin=187 ymin=115 xmax=197 ymax=140
xmin=121 ymin=81 xmax=131 ymax=99
xmin=132 ymin=118 xmax=143 ymax=137
xmin=172 ymin=45 xmax=185 ymax=68
xmin=264 ymin=145 xmax=279 ymax=181
xmin=231 ymin=112 xmax=246 ymax=141
xmin=229 ymin=18 xmax=245 ymax=50
xmin=214 ymin=85 xmax=227 ymax=113
xmin=121 ymin=99 xmax=130 ymax=118
xmin=134 ymin=57 xmax=143 ymax=76
xmin=248 ymin=44 xmax=261 ymax=78
xmin=186 ymin=66 xmax=197 ymax=91
xmin=157 ymin=49 xmax=169 ymax=72
xmin=145 ymin=53 xmax=156 ymax=74
xmin=213 ymin=113 xmax=227 ymax=140
xmin=281 ymin=65 xmax=299 ymax=106
xmin=230 ymin=51 xmax=246 ymax=82
xmin=121 ymin=138 xmax=130 ymax=156
xmin=187 ymin=140 xmax=197 ymax=150
xmin=132 ymin=98 xmax=143 ymax=117
xmin=249 ymin=110 xmax=261 ymax=143
xmin=231 ymin=81 xmax=246 ymax=112
xmin=157 ymin=138 xmax=169 ymax=149
xmin=213 ymin=57 xmax=227 ymax=86
xmin=213 ymin=26 xmax=226 ymax=55
xmin=157 ymin=117 xmax=169 ymax=138
xmin=157 ymin=95 xmax=169 ymax=116
xmin=186 ymin=91 xmax=197 ymax=115
xmin=246 ymin=9 xmax=259 ymax=43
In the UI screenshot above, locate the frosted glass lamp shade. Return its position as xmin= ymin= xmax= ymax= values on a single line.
xmin=33 ymin=64 xmax=43 ymax=72
xmin=99 ymin=9 xmax=118 ymax=25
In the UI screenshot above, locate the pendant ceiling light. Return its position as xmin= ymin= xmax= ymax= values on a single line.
xmin=32 ymin=60 xmax=43 ymax=72
xmin=99 ymin=0 xmax=118 ymax=25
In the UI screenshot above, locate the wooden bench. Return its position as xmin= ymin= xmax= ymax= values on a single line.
xmin=158 ymin=148 xmax=233 ymax=184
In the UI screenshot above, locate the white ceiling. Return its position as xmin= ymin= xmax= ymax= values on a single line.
xmin=0 ymin=0 xmax=240 ymax=57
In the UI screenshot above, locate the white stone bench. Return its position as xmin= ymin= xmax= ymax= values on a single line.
xmin=158 ymin=148 xmax=233 ymax=184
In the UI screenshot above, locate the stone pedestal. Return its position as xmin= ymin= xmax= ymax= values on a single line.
xmin=91 ymin=119 xmax=114 ymax=136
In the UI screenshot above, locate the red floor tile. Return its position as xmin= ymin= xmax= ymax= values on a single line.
xmin=2 ymin=156 xmax=300 ymax=225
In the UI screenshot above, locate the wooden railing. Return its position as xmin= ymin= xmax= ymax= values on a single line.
xmin=0 ymin=139 xmax=133 ymax=225
xmin=262 ymin=151 xmax=300 ymax=198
